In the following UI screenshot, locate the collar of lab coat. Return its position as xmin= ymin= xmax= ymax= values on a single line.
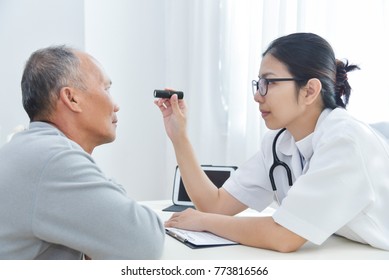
xmin=277 ymin=108 xmax=332 ymax=161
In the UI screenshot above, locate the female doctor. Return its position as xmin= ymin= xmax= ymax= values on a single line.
xmin=155 ymin=32 xmax=389 ymax=252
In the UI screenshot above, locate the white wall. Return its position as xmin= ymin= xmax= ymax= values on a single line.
xmin=0 ymin=0 xmax=84 ymax=144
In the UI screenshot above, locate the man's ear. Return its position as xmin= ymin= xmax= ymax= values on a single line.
xmin=303 ymin=78 xmax=322 ymax=105
xmin=59 ymin=87 xmax=82 ymax=112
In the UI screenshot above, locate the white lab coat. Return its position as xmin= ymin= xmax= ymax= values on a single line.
xmin=223 ymin=108 xmax=389 ymax=250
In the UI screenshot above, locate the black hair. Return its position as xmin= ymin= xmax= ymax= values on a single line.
xmin=21 ymin=45 xmax=85 ymax=121
xmin=263 ymin=32 xmax=359 ymax=109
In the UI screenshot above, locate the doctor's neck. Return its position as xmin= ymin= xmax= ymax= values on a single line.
xmin=287 ymin=105 xmax=324 ymax=142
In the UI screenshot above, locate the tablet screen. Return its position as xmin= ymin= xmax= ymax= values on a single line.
xmin=173 ymin=165 xmax=237 ymax=206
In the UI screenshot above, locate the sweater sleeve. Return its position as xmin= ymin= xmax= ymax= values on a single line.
xmin=32 ymin=149 xmax=165 ymax=260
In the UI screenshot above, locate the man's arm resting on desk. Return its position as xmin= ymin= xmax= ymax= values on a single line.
xmin=165 ymin=208 xmax=306 ymax=253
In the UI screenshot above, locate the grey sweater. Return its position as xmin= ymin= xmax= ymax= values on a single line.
xmin=0 ymin=122 xmax=164 ymax=259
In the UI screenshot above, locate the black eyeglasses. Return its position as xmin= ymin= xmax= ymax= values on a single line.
xmin=252 ymin=77 xmax=305 ymax=96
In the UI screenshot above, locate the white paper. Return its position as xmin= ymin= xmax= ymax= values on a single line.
xmin=166 ymin=227 xmax=238 ymax=246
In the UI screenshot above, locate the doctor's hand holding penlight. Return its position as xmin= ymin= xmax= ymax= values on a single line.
xmin=154 ymin=89 xmax=187 ymax=144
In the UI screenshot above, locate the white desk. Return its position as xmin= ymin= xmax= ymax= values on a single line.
xmin=141 ymin=200 xmax=389 ymax=260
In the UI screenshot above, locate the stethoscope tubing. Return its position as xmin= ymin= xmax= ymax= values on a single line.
xmin=269 ymin=128 xmax=293 ymax=204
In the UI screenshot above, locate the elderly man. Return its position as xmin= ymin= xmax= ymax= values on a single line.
xmin=0 ymin=46 xmax=165 ymax=259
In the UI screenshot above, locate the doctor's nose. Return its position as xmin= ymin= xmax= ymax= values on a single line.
xmin=254 ymin=91 xmax=265 ymax=104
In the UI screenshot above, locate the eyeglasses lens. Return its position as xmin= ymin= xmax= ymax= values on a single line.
xmin=252 ymin=78 xmax=269 ymax=96
xmin=252 ymin=80 xmax=258 ymax=96
xmin=258 ymin=78 xmax=267 ymax=96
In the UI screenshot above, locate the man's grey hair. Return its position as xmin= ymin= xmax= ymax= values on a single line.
xmin=21 ymin=45 xmax=85 ymax=121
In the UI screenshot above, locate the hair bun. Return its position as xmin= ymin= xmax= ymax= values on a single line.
xmin=335 ymin=59 xmax=360 ymax=107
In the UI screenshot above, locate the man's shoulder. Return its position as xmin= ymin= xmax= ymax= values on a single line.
xmin=25 ymin=122 xmax=82 ymax=151
xmin=3 ymin=122 xmax=85 ymax=163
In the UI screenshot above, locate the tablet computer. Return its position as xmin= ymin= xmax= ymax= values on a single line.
xmin=163 ymin=165 xmax=237 ymax=212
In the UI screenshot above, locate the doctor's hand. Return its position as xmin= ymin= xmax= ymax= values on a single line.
xmin=164 ymin=208 xmax=207 ymax=232
xmin=154 ymin=93 xmax=187 ymax=144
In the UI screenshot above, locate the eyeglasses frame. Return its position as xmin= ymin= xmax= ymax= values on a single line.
xmin=252 ymin=77 xmax=306 ymax=96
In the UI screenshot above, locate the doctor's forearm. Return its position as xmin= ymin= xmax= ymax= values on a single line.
xmin=203 ymin=214 xmax=307 ymax=253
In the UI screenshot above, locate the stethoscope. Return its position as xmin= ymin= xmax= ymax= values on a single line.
xmin=269 ymin=128 xmax=293 ymax=205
